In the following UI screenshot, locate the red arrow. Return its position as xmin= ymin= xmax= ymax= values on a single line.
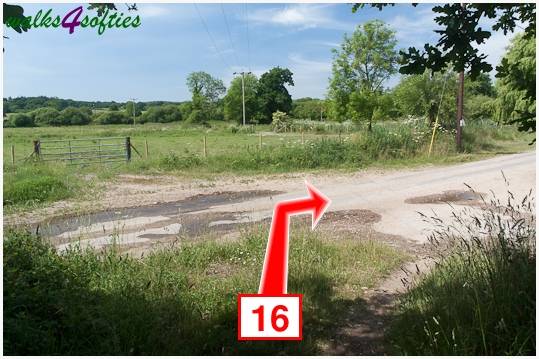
xmin=258 ymin=181 xmax=331 ymax=295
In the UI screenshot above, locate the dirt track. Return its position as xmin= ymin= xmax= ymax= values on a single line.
xmin=12 ymin=151 xmax=531 ymax=252
xmin=5 ymin=151 xmax=535 ymax=354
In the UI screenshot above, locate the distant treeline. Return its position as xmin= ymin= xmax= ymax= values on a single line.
xmin=3 ymin=96 xmax=182 ymax=115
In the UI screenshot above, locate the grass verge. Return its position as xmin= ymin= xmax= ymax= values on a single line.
xmin=3 ymin=225 xmax=407 ymax=355
xmin=388 ymin=187 xmax=536 ymax=355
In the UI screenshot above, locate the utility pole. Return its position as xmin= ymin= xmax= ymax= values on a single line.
xmin=129 ymin=98 xmax=138 ymax=126
xmin=233 ymin=71 xmax=251 ymax=126
xmin=456 ymin=71 xmax=464 ymax=151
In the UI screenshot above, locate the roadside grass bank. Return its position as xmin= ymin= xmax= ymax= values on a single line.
xmin=3 ymin=122 xmax=533 ymax=212
xmin=3 ymin=225 xmax=408 ymax=355
xmin=388 ymin=188 xmax=536 ymax=355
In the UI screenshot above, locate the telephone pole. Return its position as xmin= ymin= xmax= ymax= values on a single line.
xmin=456 ymin=71 xmax=464 ymax=151
xmin=455 ymin=3 xmax=466 ymax=152
xmin=129 ymin=98 xmax=138 ymax=126
xmin=233 ymin=71 xmax=251 ymax=126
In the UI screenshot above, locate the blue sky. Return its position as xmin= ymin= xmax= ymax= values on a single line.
xmin=3 ymin=3 xmax=519 ymax=102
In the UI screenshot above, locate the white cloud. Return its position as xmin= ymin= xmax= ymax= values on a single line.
xmin=287 ymin=54 xmax=332 ymax=98
xmin=248 ymin=4 xmax=355 ymax=32
xmin=388 ymin=8 xmax=438 ymax=47
xmin=137 ymin=4 xmax=168 ymax=18
xmin=477 ymin=30 xmax=519 ymax=75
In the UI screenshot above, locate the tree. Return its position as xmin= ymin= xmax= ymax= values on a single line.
xmin=8 ymin=112 xmax=34 ymax=127
xmin=140 ymin=105 xmax=182 ymax=124
xmin=31 ymin=107 xmax=61 ymax=126
xmin=495 ymin=34 xmax=535 ymax=136
xmin=125 ymin=101 xmax=141 ymax=118
xmin=59 ymin=107 xmax=92 ymax=125
xmin=291 ymin=98 xmax=325 ymax=121
xmin=186 ymin=71 xmax=225 ymax=122
xmin=224 ymin=73 xmax=259 ymax=124
xmin=256 ymin=67 xmax=294 ymax=123
xmin=328 ymin=20 xmax=398 ymax=129
xmin=393 ymin=71 xmax=457 ymax=125
xmin=96 ymin=111 xmax=129 ymax=125
xmin=354 ymin=4 xmax=535 ymax=78
xmin=353 ymin=3 xmax=535 ymax=138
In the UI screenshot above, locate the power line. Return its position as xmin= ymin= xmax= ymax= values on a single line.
xmin=193 ymin=3 xmax=231 ymax=71
xmin=220 ymin=3 xmax=240 ymax=69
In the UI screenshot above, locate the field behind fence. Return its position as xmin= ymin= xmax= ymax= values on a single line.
xmin=3 ymin=123 xmax=348 ymax=165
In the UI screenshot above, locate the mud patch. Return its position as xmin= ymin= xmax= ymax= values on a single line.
xmin=405 ymin=190 xmax=484 ymax=206
xmin=38 ymin=189 xmax=282 ymax=238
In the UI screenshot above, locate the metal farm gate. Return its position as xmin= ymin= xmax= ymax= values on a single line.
xmin=32 ymin=137 xmax=133 ymax=165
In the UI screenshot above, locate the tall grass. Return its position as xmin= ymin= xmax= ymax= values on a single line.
xmin=3 ymin=163 xmax=83 ymax=207
xmin=389 ymin=185 xmax=536 ymax=355
xmin=3 ymin=225 xmax=406 ymax=355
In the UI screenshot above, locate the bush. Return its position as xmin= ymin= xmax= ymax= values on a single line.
xmin=8 ymin=112 xmax=35 ymax=127
xmin=141 ymin=105 xmax=182 ymax=123
xmin=31 ymin=107 xmax=61 ymax=126
xmin=59 ymin=107 xmax=92 ymax=126
xmin=389 ymin=187 xmax=535 ymax=355
xmin=96 ymin=111 xmax=130 ymax=125
xmin=186 ymin=109 xmax=206 ymax=124
xmin=271 ymin=111 xmax=292 ymax=132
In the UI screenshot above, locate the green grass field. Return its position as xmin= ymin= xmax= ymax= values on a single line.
xmin=3 ymin=225 xmax=408 ymax=355
xmin=3 ymin=121 xmax=534 ymax=212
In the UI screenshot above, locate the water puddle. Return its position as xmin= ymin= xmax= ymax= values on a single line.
xmin=405 ymin=190 xmax=484 ymax=205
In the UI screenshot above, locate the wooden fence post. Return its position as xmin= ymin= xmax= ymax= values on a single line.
xmin=145 ymin=139 xmax=149 ymax=159
xmin=126 ymin=137 xmax=132 ymax=162
xmin=11 ymin=145 xmax=15 ymax=165
xmin=203 ymin=136 xmax=207 ymax=158
xmin=259 ymin=133 xmax=262 ymax=150
xmin=33 ymin=140 xmax=41 ymax=159
xmin=301 ymin=131 xmax=305 ymax=145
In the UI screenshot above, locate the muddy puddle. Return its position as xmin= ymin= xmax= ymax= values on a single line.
xmin=35 ymin=190 xmax=282 ymax=252
xmin=405 ymin=190 xmax=484 ymax=205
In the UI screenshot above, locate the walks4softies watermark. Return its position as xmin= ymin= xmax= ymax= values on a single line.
xmin=5 ymin=6 xmax=141 ymax=35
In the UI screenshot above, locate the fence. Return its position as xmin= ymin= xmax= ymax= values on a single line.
xmin=31 ymin=137 xmax=133 ymax=165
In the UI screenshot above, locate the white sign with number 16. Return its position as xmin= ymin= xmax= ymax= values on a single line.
xmin=238 ymin=294 xmax=302 ymax=340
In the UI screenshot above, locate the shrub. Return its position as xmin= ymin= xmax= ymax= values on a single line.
xmin=60 ymin=107 xmax=92 ymax=126
xmin=31 ymin=107 xmax=61 ymax=126
xmin=141 ymin=105 xmax=182 ymax=123
xmin=8 ymin=112 xmax=35 ymax=127
xmin=96 ymin=111 xmax=130 ymax=125
xmin=186 ymin=109 xmax=206 ymax=124
xmin=271 ymin=111 xmax=292 ymax=132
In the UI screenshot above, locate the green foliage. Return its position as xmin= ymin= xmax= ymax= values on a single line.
xmin=495 ymin=34 xmax=536 ymax=136
xmin=392 ymin=71 xmax=457 ymax=125
xmin=389 ymin=189 xmax=535 ymax=355
xmin=256 ymin=67 xmax=294 ymax=123
xmin=186 ymin=72 xmax=225 ymax=122
xmin=465 ymin=95 xmax=495 ymax=122
xmin=125 ymin=101 xmax=141 ymax=117
xmin=186 ymin=109 xmax=206 ymax=124
xmin=2 ymin=96 xmax=181 ymax=115
xmin=31 ymin=107 xmax=61 ymax=126
xmin=291 ymin=98 xmax=325 ymax=120
xmin=3 ymin=3 xmax=30 ymax=34
xmin=60 ymin=107 xmax=92 ymax=126
xmin=141 ymin=105 xmax=182 ymax=124
xmin=365 ymin=3 xmax=537 ymax=78
xmin=8 ymin=112 xmax=34 ymax=127
xmin=96 ymin=111 xmax=130 ymax=125
xmin=3 ymin=227 xmax=404 ymax=355
xmin=3 ymin=165 xmax=79 ymax=206
xmin=224 ymin=73 xmax=259 ymax=124
xmin=328 ymin=20 xmax=398 ymax=127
